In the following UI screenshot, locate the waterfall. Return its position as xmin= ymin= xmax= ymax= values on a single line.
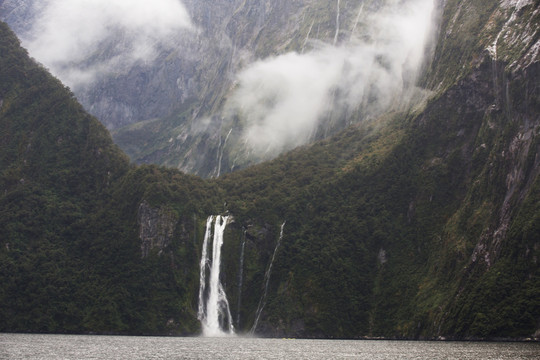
xmin=350 ymin=4 xmax=364 ymax=41
xmin=487 ymin=2 xmax=521 ymax=61
xmin=197 ymin=216 xmax=214 ymax=322
xmin=333 ymin=0 xmax=341 ymax=45
xmin=216 ymin=127 xmax=233 ymax=178
xmin=251 ymin=221 xmax=286 ymax=334
xmin=302 ymin=20 xmax=314 ymax=54
xmin=197 ymin=215 xmax=234 ymax=336
xmin=236 ymin=231 xmax=246 ymax=328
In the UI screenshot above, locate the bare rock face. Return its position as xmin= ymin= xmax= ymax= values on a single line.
xmin=137 ymin=200 xmax=178 ymax=258
xmin=0 ymin=0 xmax=39 ymax=36
xmin=0 ymin=0 xmax=376 ymax=177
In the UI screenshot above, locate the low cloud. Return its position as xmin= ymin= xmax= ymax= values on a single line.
xmin=227 ymin=0 xmax=435 ymax=158
xmin=24 ymin=0 xmax=192 ymax=88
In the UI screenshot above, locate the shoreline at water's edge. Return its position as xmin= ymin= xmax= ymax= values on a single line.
xmin=1 ymin=331 xmax=539 ymax=343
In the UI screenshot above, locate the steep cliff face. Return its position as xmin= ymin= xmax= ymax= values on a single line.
xmin=399 ymin=55 xmax=539 ymax=339
xmin=0 ymin=0 xmax=538 ymax=340
xmin=213 ymin=0 xmax=540 ymax=339
xmin=138 ymin=201 xmax=178 ymax=258
xmin=1 ymin=0 xmax=429 ymax=177
xmin=0 ymin=0 xmax=39 ymax=36
xmin=111 ymin=0 xmax=379 ymax=176
xmin=421 ymin=0 xmax=540 ymax=336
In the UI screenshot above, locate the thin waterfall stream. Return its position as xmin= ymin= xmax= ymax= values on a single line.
xmin=251 ymin=221 xmax=286 ymax=334
xmin=333 ymin=0 xmax=341 ymax=45
xmin=236 ymin=230 xmax=246 ymax=328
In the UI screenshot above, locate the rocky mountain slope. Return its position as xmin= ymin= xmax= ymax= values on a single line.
xmin=0 ymin=0 xmax=539 ymax=339
xmin=1 ymin=0 xmax=435 ymax=177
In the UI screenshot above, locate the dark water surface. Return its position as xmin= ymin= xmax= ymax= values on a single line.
xmin=1 ymin=333 xmax=538 ymax=359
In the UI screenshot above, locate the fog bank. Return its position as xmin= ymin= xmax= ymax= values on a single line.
xmin=227 ymin=0 xmax=435 ymax=158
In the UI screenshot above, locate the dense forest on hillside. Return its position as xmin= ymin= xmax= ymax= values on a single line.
xmin=0 ymin=21 xmax=222 ymax=334
xmin=0 ymin=0 xmax=539 ymax=340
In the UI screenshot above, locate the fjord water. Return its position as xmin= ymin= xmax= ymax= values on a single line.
xmin=1 ymin=334 xmax=539 ymax=360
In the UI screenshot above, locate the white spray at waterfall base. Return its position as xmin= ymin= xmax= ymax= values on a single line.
xmin=197 ymin=215 xmax=234 ymax=337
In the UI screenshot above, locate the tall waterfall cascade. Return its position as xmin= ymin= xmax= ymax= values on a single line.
xmin=197 ymin=215 xmax=234 ymax=336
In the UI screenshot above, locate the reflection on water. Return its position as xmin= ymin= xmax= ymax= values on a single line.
xmin=0 ymin=333 xmax=538 ymax=359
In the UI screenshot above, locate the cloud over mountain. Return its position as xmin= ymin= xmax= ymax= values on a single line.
xmin=227 ymin=0 xmax=435 ymax=158
xmin=24 ymin=0 xmax=192 ymax=88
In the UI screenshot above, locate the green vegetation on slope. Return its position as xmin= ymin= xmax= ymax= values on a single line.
xmin=0 ymin=0 xmax=539 ymax=340
xmin=0 ymin=22 xmax=221 ymax=335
